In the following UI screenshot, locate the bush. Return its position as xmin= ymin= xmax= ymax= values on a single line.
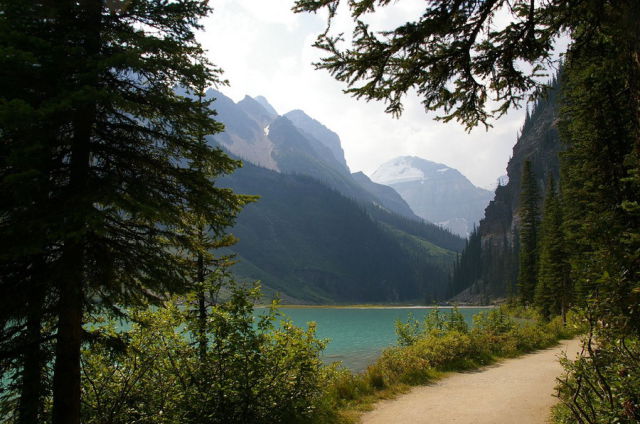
xmin=395 ymin=307 xmax=469 ymax=347
xmin=554 ymin=332 xmax=640 ymax=424
xmin=80 ymin=284 xmax=328 ymax=424
xmin=321 ymin=305 xmax=583 ymax=423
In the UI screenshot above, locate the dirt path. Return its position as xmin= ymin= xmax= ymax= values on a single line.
xmin=360 ymin=338 xmax=582 ymax=424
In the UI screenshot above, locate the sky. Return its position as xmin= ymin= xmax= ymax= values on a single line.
xmin=198 ymin=0 xmax=559 ymax=189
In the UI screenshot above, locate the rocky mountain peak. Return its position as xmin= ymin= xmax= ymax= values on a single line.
xmin=237 ymin=95 xmax=277 ymax=128
xmin=371 ymin=156 xmax=459 ymax=185
xmin=370 ymin=156 xmax=492 ymax=237
xmin=254 ymin=95 xmax=279 ymax=117
xmin=283 ymin=109 xmax=349 ymax=172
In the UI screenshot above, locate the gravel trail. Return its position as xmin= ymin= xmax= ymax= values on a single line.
xmin=360 ymin=338 xmax=582 ymax=424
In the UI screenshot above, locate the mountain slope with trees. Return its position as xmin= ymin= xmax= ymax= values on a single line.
xmin=449 ymin=83 xmax=561 ymax=300
xmin=204 ymin=90 xmax=465 ymax=303
xmin=221 ymin=162 xmax=458 ymax=303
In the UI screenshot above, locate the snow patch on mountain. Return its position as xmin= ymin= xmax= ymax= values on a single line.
xmin=370 ymin=157 xmax=426 ymax=185
xmin=370 ymin=155 xmax=493 ymax=237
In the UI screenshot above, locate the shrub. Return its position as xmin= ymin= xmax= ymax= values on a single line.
xmin=395 ymin=307 xmax=469 ymax=347
xmin=554 ymin=333 xmax=640 ymax=424
xmin=80 ymin=284 xmax=328 ymax=424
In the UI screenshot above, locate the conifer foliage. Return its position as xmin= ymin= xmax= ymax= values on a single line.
xmin=448 ymin=227 xmax=482 ymax=298
xmin=1 ymin=1 xmax=250 ymax=423
xmin=517 ymin=160 xmax=540 ymax=305
xmin=535 ymin=176 xmax=570 ymax=321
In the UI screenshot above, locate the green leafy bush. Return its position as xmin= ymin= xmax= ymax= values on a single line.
xmin=554 ymin=333 xmax=640 ymax=424
xmin=80 ymin=284 xmax=328 ymax=424
xmin=321 ymin=306 xmax=582 ymax=423
xmin=395 ymin=307 xmax=469 ymax=347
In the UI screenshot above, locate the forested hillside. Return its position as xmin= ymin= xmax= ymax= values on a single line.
xmin=449 ymin=81 xmax=561 ymax=300
xmin=222 ymin=161 xmax=460 ymax=303
xmin=206 ymin=89 xmax=464 ymax=303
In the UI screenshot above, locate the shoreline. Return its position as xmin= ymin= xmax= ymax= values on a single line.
xmin=255 ymin=304 xmax=497 ymax=309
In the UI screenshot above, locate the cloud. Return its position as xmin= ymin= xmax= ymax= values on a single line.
xmin=199 ymin=0 xmax=531 ymax=188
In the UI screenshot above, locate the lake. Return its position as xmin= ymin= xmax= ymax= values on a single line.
xmin=270 ymin=307 xmax=488 ymax=372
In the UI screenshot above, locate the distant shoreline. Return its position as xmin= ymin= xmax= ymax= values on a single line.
xmin=255 ymin=304 xmax=496 ymax=309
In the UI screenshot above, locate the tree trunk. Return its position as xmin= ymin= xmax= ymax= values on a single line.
xmin=51 ymin=2 xmax=102 ymax=422
xmin=18 ymin=259 xmax=45 ymax=424
xmin=51 ymin=251 xmax=84 ymax=424
xmin=197 ymin=227 xmax=207 ymax=361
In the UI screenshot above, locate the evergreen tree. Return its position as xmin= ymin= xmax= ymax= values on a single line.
xmin=449 ymin=226 xmax=481 ymax=297
xmin=517 ymin=160 xmax=539 ymax=304
xmin=559 ymin=11 xmax=640 ymax=334
xmin=535 ymin=176 xmax=570 ymax=321
xmin=0 ymin=2 xmax=66 ymax=421
xmin=553 ymin=5 xmax=640 ymax=421
xmin=293 ymin=1 xmax=639 ymax=130
xmin=1 ymin=1 xmax=251 ymax=423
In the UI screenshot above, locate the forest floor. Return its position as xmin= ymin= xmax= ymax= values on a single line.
xmin=360 ymin=338 xmax=582 ymax=424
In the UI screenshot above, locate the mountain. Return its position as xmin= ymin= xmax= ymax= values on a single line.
xmin=371 ymin=157 xmax=493 ymax=237
xmin=449 ymin=81 xmax=561 ymax=301
xmin=207 ymin=90 xmax=421 ymax=221
xmin=350 ymin=171 xmax=417 ymax=220
xmin=221 ymin=162 xmax=460 ymax=303
xmin=205 ymin=89 xmax=278 ymax=170
xmin=283 ymin=109 xmax=350 ymax=172
xmin=199 ymin=91 xmax=466 ymax=303
xmin=254 ymin=95 xmax=278 ymax=117
xmin=237 ymin=95 xmax=277 ymax=128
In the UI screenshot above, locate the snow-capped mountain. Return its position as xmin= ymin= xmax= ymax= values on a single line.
xmin=205 ymin=90 xmax=420 ymax=220
xmin=371 ymin=156 xmax=493 ymax=237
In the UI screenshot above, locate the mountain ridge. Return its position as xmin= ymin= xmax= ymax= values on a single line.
xmin=221 ymin=161 xmax=460 ymax=303
xmin=371 ymin=156 xmax=493 ymax=237
xmin=450 ymin=81 xmax=562 ymax=300
xmin=202 ymin=91 xmax=465 ymax=303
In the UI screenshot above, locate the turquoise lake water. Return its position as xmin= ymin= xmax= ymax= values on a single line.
xmin=271 ymin=307 xmax=488 ymax=372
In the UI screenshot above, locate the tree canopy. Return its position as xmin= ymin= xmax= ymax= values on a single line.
xmin=293 ymin=0 xmax=639 ymax=131
xmin=0 ymin=1 xmax=251 ymax=423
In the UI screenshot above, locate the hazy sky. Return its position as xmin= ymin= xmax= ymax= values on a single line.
xmin=198 ymin=0 xmax=556 ymax=189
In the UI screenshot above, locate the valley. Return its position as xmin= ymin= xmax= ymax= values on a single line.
xmin=206 ymin=89 xmax=490 ymax=304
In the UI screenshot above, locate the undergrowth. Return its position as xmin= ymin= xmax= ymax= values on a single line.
xmin=310 ymin=306 xmax=584 ymax=424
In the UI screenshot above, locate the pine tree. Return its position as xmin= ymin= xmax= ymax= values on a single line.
xmin=1 ymin=2 xmax=251 ymax=423
xmin=552 ymin=6 xmax=640 ymax=421
xmin=560 ymin=15 xmax=640 ymax=333
xmin=0 ymin=2 xmax=65 ymax=421
xmin=449 ymin=226 xmax=482 ymax=297
xmin=517 ymin=160 xmax=540 ymax=305
xmin=535 ymin=176 xmax=570 ymax=321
